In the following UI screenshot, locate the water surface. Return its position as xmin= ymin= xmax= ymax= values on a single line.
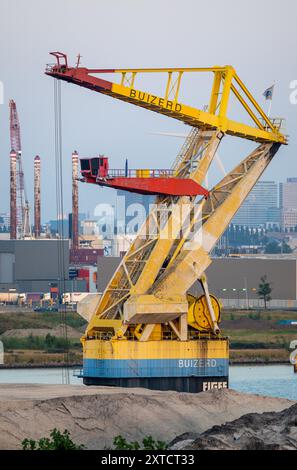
xmin=0 ymin=365 xmax=296 ymax=400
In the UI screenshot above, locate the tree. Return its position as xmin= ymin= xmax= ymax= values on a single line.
xmin=264 ymin=240 xmax=280 ymax=254
xmin=45 ymin=333 xmax=55 ymax=349
xmin=265 ymin=240 xmax=293 ymax=254
xmin=282 ymin=241 xmax=293 ymax=254
xmin=257 ymin=275 xmax=272 ymax=309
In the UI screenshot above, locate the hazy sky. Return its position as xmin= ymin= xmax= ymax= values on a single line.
xmin=0 ymin=0 xmax=296 ymax=221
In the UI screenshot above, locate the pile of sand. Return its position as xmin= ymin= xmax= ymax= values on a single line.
xmin=0 ymin=384 xmax=292 ymax=450
xmin=1 ymin=325 xmax=81 ymax=339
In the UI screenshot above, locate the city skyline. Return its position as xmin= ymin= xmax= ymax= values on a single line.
xmin=1 ymin=0 xmax=297 ymax=221
xmin=2 ymin=174 xmax=297 ymax=230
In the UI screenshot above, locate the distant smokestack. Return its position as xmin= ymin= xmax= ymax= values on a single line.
xmin=10 ymin=150 xmax=17 ymax=239
xmin=34 ymin=155 xmax=41 ymax=238
xmin=72 ymin=151 xmax=79 ymax=249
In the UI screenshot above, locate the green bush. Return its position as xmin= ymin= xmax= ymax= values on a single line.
xmin=248 ymin=312 xmax=261 ymax=320
xmin=113 ymin=435 xmax=168 ymax=450
xmin=40 ymin=313 xmax=86 ymax=329
xmin=22 ymin=428 xmax=84 ymax=450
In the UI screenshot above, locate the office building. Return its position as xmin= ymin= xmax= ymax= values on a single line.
xmin=280 ymin=178 xmax=297 ymax=229
xmin=232 ymin=181 xmax=279 ymax=227
xmin=115 ymin=190 xmax=155 ymax=234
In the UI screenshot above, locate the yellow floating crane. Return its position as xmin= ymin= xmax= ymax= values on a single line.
xmin=46 ymin=53 xmax=286 ymax=392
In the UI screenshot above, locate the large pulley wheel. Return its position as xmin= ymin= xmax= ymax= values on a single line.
xmin=187 ymin=293 xmax=221 ymax=332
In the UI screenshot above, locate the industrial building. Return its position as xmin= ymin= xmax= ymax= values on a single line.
xmin=206 ymin=257 xmax=297 ymax=301
xmin=0 ymin=239 xmax=86 ymax=293
xmin=97 ymin=256 xmax=124 ymax=292
xmin=70 ymin=247 xmax=103 ymax=265
xmin=97 ymin=255 xmax=297 ymax=303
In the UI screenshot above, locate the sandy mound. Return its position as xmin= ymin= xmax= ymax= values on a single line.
xmin=0 ymin=384 xmax=292 ymax=450
xmin=1 ymin=325 xmax=81 ymax=339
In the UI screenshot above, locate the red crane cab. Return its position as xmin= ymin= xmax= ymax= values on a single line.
xmin=80 ymin=156 xmax=109 ymax=179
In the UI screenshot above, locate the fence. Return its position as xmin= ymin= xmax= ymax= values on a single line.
xmin=220 ymin=298 xmax=297 ymax=310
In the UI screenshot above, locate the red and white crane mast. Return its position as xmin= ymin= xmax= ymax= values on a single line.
xmin=9 ymin=100 xmax=31 ymax=239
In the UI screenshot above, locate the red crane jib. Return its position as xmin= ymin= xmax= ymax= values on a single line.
xmin=84 ymin=175 xmax=209 ymax=197
xmin=80 ymin=157 xmax=209 ymax=197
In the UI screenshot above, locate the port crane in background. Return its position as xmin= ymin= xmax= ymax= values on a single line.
xmin=46 ymin=53 xmax=286 ymax=392
xmin=9 ymin=100 xmax=31 ymax=239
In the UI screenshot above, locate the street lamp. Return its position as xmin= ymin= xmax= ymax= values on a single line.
xmin=221 ymin=288 xmax=228 ymax=307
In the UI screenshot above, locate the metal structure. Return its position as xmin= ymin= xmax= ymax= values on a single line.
xmin=72 ymin=150 xmax=79 ymax=249
xmin=9 ymin=150 xmax=17 ymax=239
xmin=79 ymin=155 xmax=209 ymax=196
xmin=46 ymin=53 xmax=286 ymax=392
xmin=45 ymin=53 xmax=286 ymax=145
xmin=9 ymin=100 xmax=31 ymax=239
xmin=34 ymin=155 xmax=41 ymax=238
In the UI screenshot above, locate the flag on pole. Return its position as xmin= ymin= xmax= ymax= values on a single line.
xmin=263 ymin=85 xmax=274 ymax=100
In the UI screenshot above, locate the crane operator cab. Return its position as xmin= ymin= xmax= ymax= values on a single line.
xmin=80 ymin=156 xmax=109 ymax=179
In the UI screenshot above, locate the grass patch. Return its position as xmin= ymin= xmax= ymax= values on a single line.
xmin=3 ymin=349 xmax=82 ymax=366
xmin=222 ymin=309 xmax=297 ymax=322
xmin=230 ymin=348 xmax=289 ymax=363
xmin=2 ymin=334 xmax=81 ymax=351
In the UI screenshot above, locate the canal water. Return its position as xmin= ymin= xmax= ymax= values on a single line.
xmin=230 ymin=365 xmax=297 ymax=400
xmin=0 ymin=365 xmax=296 ymax=400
